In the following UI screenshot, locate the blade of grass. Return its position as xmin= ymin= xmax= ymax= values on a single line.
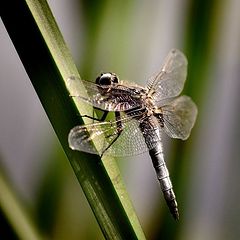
xmin=0 ymin=170 xmax=44 ymax=240
xmin=1 ymin=0 xmax=145 ymax=239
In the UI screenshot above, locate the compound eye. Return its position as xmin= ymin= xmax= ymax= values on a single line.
xmin=95 ymin=72 xmax=119 ymax=85
xmin=96 ymin=73 xmax=113 ymax=85
xmin=99 ymin=75 xmax=112 ymax=85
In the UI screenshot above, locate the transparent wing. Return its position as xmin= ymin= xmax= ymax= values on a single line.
xmin=68 ymin=115 xmax=157 ymax=157
xmin=161 ymin=95 xmax=198 ymax=140
xmin=69 ymin=76 xmax=144 ymax=112
xmin=147 ymin=49 xmax=188 ymax=101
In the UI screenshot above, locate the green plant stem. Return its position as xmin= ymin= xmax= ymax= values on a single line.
xmin=0 ymin=172 xmax=44 ymax=240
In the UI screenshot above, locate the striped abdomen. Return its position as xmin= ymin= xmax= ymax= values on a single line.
xmin=139 ymin=117 xmax=179 ymax=220
xmin=149 ymin=144 xmax=179 ymax=220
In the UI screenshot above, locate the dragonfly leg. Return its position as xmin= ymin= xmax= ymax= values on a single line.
xmin=100 ymin=112 xmax=123 ymax=157
xmin=82 ymin=110 xmax=123 ymax=157
xmin=81 ymin=110 xmax=109 ymax=122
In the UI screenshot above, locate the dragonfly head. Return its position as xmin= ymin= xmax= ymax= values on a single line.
xmin=96 ymin=72 xmax=119 ymax=86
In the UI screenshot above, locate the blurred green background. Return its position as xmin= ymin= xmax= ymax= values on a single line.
xmin=1 ymin=0 xmax=240 ymax=239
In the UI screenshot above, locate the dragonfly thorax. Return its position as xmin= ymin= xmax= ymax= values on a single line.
xmin=140 ymin=94 xmax=164 ymax=128
xmin=141 ymin=93 xmax=156 ymax=116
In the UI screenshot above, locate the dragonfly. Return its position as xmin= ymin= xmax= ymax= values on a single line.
xmin=68 ymin=49 xmax=198 ymax=220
